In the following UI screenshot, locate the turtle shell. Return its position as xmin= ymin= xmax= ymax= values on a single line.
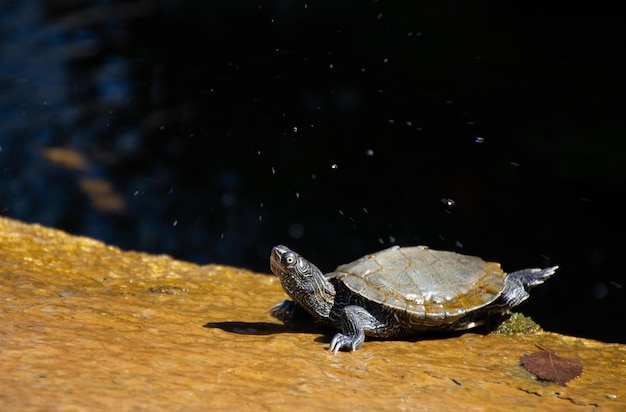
xmin=328 ymin=245 xmax=506 ymax=324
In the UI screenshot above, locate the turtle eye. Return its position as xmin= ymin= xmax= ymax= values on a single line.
xmin=283 ymin=252 xmax=297 ymax=265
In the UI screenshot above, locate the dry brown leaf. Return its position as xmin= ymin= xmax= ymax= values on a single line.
xmin=520 ymin=349 xmax=583 ymax=386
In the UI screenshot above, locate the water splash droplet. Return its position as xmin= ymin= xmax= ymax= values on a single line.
xmin=441 ymin=198 xmax=455 ymax=207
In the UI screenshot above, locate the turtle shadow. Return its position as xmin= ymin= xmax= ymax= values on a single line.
xmin=206 ymin=319 xmax=498 ymax=341
xmin=203 ymin=321 xmax=329 ymax=336
xmin=206 ymin=311 xmax=507 ymax=344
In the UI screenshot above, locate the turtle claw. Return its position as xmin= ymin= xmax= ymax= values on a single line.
xmin=329 ymin=333 xmax=362 ymax=354
xmin=269 ymin=300 xmax=297 ymax=321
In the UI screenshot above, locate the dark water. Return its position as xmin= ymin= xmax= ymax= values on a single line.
xmin=1 ymin=1 xmax=624 ymax=343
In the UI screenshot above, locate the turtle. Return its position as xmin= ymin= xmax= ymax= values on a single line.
xmin=269 ymin=244 xmax=557 ymax=353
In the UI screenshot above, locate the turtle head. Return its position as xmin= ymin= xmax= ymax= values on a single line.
xmin=270 ymin=245 xmax=335 ymax=319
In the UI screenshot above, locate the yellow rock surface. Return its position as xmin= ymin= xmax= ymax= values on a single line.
xmin=1 ymin=216 xmax=624 ymax=411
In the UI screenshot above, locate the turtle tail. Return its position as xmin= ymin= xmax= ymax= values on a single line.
xmin=497 ymin=266 xmax=558 ymax=309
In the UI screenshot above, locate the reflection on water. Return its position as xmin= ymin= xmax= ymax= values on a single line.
xmin=0 ymin=1 xmax=262 ymax=268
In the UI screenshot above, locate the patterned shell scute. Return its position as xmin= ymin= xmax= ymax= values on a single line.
xmin=330 ymin=245 xmax=506 ymax=321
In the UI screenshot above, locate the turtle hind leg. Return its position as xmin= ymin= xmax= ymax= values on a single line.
xmin=497 ymin=266 xmax=558 ymax=309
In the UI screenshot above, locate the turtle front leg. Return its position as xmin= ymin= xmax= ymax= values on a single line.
xmin=329 ymin=305 xmax=383 ymax=354
xmin=269 ymin=300 xmax=297 ymax=321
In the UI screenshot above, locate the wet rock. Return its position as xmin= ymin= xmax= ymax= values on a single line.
xmin=1 ymin=217 xmax=624 ymax=411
